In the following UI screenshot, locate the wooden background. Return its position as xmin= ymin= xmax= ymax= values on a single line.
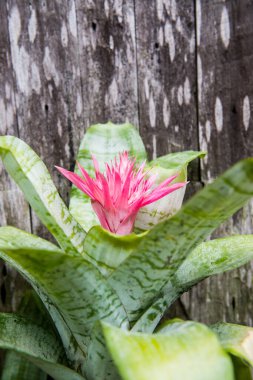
xmin=0 ymin=0 xmax=253 ymax=370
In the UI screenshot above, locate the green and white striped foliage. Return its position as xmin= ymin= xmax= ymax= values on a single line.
xmin=133 ymin=234 xmax=253 ymax=333
xmin=0 ymin=226 xmax=128 ymax=377
xmin=158 ymin=320 xmax=253 ymax=380
xmin=0 ymin=313 xmax=85 ymax=380
xmin=109 ymin=158 xmax=253 ymax=324
xmin=102 ymin=321 xmax=234 ymax=380
xmin=210 ymin=323 xmax=253 ymax=368
xmin=0 ymin=136 xmax=87 ymax=257
xmin=1 ymin=123 xmax=253 ymax=380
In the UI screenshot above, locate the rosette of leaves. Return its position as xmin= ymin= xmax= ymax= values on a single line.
xmin=0 ymin=122 xmax=253 ymax=380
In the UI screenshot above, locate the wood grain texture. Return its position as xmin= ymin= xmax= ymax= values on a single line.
xmin=0 ymin=0 xmax=253 ymax=373
xmin=75 ymin=0 xmax=139 ymax=126
xmin=0 ymin=1 xmax=31 ymax=316
xmin=197 ymin=0 xmax=253 ymax=181
xmin=135 ymin=0 xmax=200 ymax=179
xmin=0 ymin=1 xmax=30 ymax=370
xmin=184 ymin=0 xmax=253 ymax=326
xmin=5 ymin=0 xmax=87 ymax=240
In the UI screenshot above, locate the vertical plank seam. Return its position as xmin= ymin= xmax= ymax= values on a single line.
xmin=193 ymin=0 xmax=202 ymax=183
xmin=178 ymin=0 xmax=202 ymax=320
xmin=133 ymin=0 xmax=141 ymax=130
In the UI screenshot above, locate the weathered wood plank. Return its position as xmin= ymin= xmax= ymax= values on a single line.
xmin=197 ymin=0 xmax=253 ymax=181
xmin=0 ymin=1 xmax=31 ymax=370
xmin=187 ymin=0 xmax=253 ymax=325
xmin=75 ymin=0 xmax=138 ymax=127
xmin=0 ymin=0 xmax=31 ymax=315
xmin=135 ymin=0 xmax=199 ymax=179
xmin=5 ymin=0 xmax=86 ymax=240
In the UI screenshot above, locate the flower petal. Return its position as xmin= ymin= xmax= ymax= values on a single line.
xmin=55 ymin=166 xmax=96 ymax=200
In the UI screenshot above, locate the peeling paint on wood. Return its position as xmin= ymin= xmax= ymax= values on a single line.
xmin=243 ymin=95 xmax=251 ymax=131
xmin=135 ymin=0 xmax=199 ymax=182
xmin=220 ymin=6 xmax=230 ymax=50
xmin=192 ymin=0 xmax=253 ymax=326
xmin=215 ymin=97 xmax=223 ymax=132
xmin=75 ymin=0 xmax=138 ymax=127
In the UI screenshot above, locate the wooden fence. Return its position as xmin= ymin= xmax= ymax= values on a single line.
xmin=0 ymin=0 xmax=253 ymax=367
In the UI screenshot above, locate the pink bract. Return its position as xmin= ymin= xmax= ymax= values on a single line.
xmin=56 ymin=152 xmax=187 ymax=235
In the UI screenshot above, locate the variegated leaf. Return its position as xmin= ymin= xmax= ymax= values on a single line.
xmin=133 ymin=235 xmax=253 ymax=332
xmin=102 ymin=321 xmax=234 ymax=380
xmin=0 ymin=136 xmax=86 ymax=257
xmin=0 ymin=226 xmax=129 ymax=376
xmin=159 ymin=320 xmax=253 ymax=380
xmin=109 ymin=159 xmax=253 ymax=324
xmin=211 ymin=323 xmax=253 ymax=367
xmin=0 ymin=313 xmax=85 ymax=380
xmin=2 ymin=351 xmax=47 ymax=380
xmin=2 ymin=290 xmax=53 ymax=380
xmin=83 ymin=225 xmax=147 ymax=276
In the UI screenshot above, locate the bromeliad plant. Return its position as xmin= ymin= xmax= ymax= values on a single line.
xmin=56 ymin=151 xmax=187 ymax=235
xmin=0 ymin=122 xmax=253 ymax=380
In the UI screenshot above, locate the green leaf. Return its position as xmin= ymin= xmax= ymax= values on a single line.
xmin=69 ymin=122 xmax=147 ymax=231
xmin=0 ymin=313 xmax=85 ymax=380
xmin=83 ymin=225 xmax=147 ymax=276
xmin=231 ymin=357 xmax=252 ymax=380
xmin=0 ymin=226 xmax=128 ymax=374
xmin=2 ymin=351 xmax=47 ymax=380
xmin=0 ymin=135 xmax=86 ymax=257
xmin=84 ymin=322 xmax=121 ymax=380
xmin=147 ymin=150 xmax=206 ymax=182
xmin=0 ymin=226 xmax=84 ymax=367
xmin=211 ymin=323 xmax=253 ymax=367
xmin=109 ymin=158 xmax=253 ymax=324
xmin=133 ymin=235 xmax=253 ymax=333
xmin=102 ymin=321 xmax=234 ymax=380
xmin=2 ymin=290 xmax=53 ymax=380
xmin=159 ymin=321 xmax=253 ymax=380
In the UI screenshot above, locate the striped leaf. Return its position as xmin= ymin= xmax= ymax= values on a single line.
xmin=135 ymin=151 xmax=206 ymax=229
xmin=2 ymin=290 xmax=53 ymax=380
xmin=69 ymin=122 xmax=147 ymax=231
xmin=109 ymin=158 xmax=253 ymax=323
xmin=159 ymin=320 xmax=253 ymax=380
xmin=2 ymin=351 xmax=47 ymax=380
xmin=0 ymin=135 xmax=86 ymax=257
xmin=0 ymin=313 xmax=85 ymax=380
xmin=211 ymin=323 xmax=253 ymax=367
xmin=84 ymin=322 xmax=122 ymax=380
xmin=148 ymin=150 xmax=206 ymax=175
xmin=102 ymin=321 xmax=234 ymax=380
xmin=83 ymin=225 xmax=146 ymax=276
xmin=0 ymin=226 xmax=128 ymax=375
xmin=133 ymin=235 xmax=253 ymax=332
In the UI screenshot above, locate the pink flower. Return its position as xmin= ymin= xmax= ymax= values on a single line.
xmin=56 ymin=152 xmax=187 ymax=235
